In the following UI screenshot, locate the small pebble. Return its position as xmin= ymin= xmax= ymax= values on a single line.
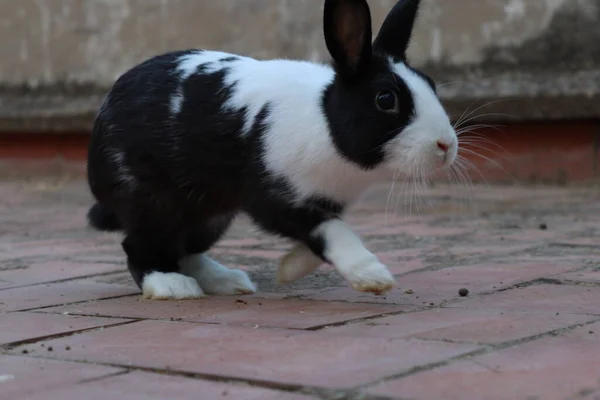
xmin=47 ymin=346 xmax=53 ymax=352
xmin=539 ymin=223 xmax=548 ymax=230
xmin=21 ymin=349 xmax=28 ymax=354
xmin=404 ymin=289 xmax=414 ymax=294
xmin=459 ymin=288 xmax=469 ymax=297
xmin=65 ymin=346 xmax=71 ymax=351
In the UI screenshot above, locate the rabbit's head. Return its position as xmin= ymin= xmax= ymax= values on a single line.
xmin=323 ymin=0 xmax=457 ymax=177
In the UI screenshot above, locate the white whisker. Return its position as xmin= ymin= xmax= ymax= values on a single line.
xmin=456 ymin=112 xmax=511 ymax=129
xmin=384 ymin=169 xmax=401 ymax=226
xmin=459 ymin=147 xmax=509 ymax=176
xmin=457 ymin=124 xmax=505 ymax=135
xmin=454 ymin=99 xmax=512 ymax=130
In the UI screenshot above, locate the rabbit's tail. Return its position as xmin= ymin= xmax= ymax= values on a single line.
xmin=87 ymin=202 xmax=122 ymax=232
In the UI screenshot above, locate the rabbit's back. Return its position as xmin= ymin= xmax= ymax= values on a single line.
xmin=88 ymin=50 xmax=257 ymax=204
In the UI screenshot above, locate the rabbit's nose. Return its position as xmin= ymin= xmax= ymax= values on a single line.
xmin=436 ymin=140 xmax=450 ymax=153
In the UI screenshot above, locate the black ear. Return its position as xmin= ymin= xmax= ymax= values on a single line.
xmin=324 ymin=0 xmax=373 ymax=79
xmin=372 ymin=0 xmax=420 ymax=61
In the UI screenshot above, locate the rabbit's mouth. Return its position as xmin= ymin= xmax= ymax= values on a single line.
xmin=434 ymin=137 xmax=458 ymax=168
xmin=382 ymin=127 xmax=458 ymax=177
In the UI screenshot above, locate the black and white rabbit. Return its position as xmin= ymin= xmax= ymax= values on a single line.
xmin=87 ymin=0 xmax=458 ymax=300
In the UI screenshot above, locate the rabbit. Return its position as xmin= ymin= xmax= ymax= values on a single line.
xmin=86 ymin=0 xmax=458 ymax=300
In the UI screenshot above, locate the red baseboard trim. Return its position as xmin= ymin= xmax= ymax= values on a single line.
xmin=0 ymin=121 xmax=598 ymax=183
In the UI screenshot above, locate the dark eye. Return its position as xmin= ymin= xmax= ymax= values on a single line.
xmin=375 ymin=90 xmax=399 ymax=114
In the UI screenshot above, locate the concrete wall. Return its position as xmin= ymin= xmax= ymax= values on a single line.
xmin=0 ymin=0 xmax=598 ymax=132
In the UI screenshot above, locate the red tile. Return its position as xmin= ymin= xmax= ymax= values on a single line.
xmin=323 ymin=308 xmax=594 ymax=344
xmin=0 ymin=238 xmax=115 ymax=261
xmin=369 ymin=360 xmax=498 ymax=400
xmin=14 ymin=320 xmax=479 ymax=388
xmin=369 ymin=322 xmax=600 ymax=400
xmin=395 ymin=261 xmax=579 ymax=297
xmin=301 ymin=262 xmax=579 ymax=307
xmin=550 ymin=238 xmax=600 ymax=247
xmin=0 ymin=260 xmax=125 ymax=289
xmin=360 ymin=223 xmax=472 ymax=238
xmin=576 ymin=388 xmax=600 ymax=398
xmin=0 ymin=312 xmax=131 ymax=345
xmin=448 ymin=284 xmax=600 ymax=315
xmin=447 ymin=243 xmax=536 ymax=258
xmin=0 ymin=280 xmax=138 ymax=312
xmin=39 ymin=296 xmax=411 ymax=329
xmin=376 ymin=251 xmax=429 ymax=275
xmin=501 ymin=229 xmax=563 ymax=242
xmin=217 ymin=237 xmax=278 ymax=248
xmin=0 ymin=355 xmax=123 ymax=400
xmin=210 ymin=247 xmax=284 ymax=261
xmin=27 ymin=371 xmax=318 ymax=400
xmin=297 ymin=286 xmax=430 ymax=306
xmin=68 ymin=254 xmax=125 ymax=265
xmin=554 ymin=267 xmax=600 ymax=284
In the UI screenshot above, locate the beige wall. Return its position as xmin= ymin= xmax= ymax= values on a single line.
xmin=0 ymin=0 xmax=598 ymax=132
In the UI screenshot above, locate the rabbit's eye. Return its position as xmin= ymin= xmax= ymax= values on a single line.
xmin=375 ymin=90 xmax=399 ymax=113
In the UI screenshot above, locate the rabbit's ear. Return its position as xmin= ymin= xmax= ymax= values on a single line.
xmin=324 ymin=0 xmax=373 ymax=80
xmin=373 ymin=0 xmax=420 ymax=61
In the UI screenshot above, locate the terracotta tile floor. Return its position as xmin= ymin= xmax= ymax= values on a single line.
xmin=1 ymin=174 xmax=599 ymax=400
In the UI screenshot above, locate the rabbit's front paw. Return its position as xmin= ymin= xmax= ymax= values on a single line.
xmin=345 ymin=260 xmax=396 ymax=295
xmin=142 ymin=272 xmax=205 ymax=300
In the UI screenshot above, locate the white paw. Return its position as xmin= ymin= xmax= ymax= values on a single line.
xmin=200 ymin=268 xmax=257 ymax=295
xmin=180 ymin=254 xmax=257 ymax=296
xmin=344 ymin=259 xmax=396 ymax=295
xmin=142 ymin=272 xmax=205 ymax=300
xmin=277 ymin=243 xmax=322 ymax=285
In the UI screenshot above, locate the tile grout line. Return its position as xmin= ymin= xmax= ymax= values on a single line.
xmin=28 ymin=306 xmax=425 ymax=332
xmin=0 ymin=269 xmax=130 ymax=292
xmin=7 ymin=293 xmax=141 ymax=313
xmin=20 ymin=309 xmax=143 ymax=322
xmin=356 ymin=317 xmax=600 ymax=391
xmin=2 ymin=352 xmax=398 ymax=400
xmin=1 ymin=319 xmax=141 ymax=350
xmin=14 ymin=274 xmax=595 ymax=336
xmin=76 ymin=370 xmax=131 ymax=385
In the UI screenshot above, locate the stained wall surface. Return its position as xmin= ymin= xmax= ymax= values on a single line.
xmin=0 ymin=0 xmax=598 ymax=131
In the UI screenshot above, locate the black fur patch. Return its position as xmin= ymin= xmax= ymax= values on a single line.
xmin=322 ymin=57 xmax=415 ymax=170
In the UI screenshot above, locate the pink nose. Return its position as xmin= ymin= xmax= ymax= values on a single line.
xmin=437 ymin=140 xmax=450 ymax=153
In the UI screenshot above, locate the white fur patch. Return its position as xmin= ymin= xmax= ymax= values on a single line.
xmin=108 ymin=150 xmax=136 ymax=187
xmin=386 ymin=61 xmax=458 ymax=173
xmin=313 ymin=220 xmax=395 ymax=294
xmin=179 ymin=254 xmax=256 ymax=295
xmin=176 ymin=51 xmax=242 ymax=80
xmin=142 ymin=272 xmax=204 ymax=300
xmin=170 ymin=90 xmax=184 ymax=115
xmin=173 ymin=51 xmax=249 ymax=116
